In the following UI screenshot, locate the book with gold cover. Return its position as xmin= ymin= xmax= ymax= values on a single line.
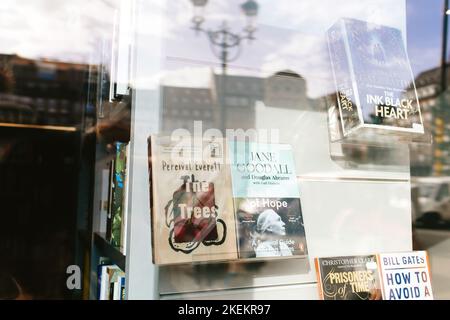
xmin=315 ymin=255 xmax=382 ymax=300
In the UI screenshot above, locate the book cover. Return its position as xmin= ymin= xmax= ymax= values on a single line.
xmin=327 ymin=18 xmax=423 ymax=136
xmin=315 ymin=255 xmax=382 ymax=300
xmin=377 ymin=251 xmax=433 ymax=300
xmin=148 ymin=135 xmax=238 ymax=265
xmin=228 ymin=141 xmax=308 ymax=260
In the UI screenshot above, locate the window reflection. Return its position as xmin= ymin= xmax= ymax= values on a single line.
xmin=0 ymin=0 xmax=122 ymax=300
xmin=1 ymin=0 xmax=450 ymax=300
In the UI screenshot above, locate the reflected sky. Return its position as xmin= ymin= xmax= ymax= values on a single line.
xmin=406 ymin=0 xmax=443 ymax=76
xmin=138 ymin=0 xmax=409 ymax=97
xmin=0 ymin=0 xmax=117 ymax=63
xmin=0 ymin=0 xmax=444 ymax=97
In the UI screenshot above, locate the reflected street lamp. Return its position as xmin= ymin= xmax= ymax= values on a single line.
xmin=190 ymin=0 xmax=259 ymax=75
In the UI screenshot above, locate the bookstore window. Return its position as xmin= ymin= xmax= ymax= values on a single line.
xmin=0 ymin=0 xmax=449 ymax=301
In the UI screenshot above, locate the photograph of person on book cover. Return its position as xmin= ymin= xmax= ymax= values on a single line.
xmin=253 ymin=209 xmax=292 ymax=258
xmin=235 ymin=198 xmax=307 ymax=260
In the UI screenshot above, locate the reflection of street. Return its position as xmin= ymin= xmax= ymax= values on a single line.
xmin=414 ymin=228 xmax=450 ymax=299
xmin=412 ymin=176 xmax=450 ymax=227
xmin=415 ymin=220 xmax=450 ymax=230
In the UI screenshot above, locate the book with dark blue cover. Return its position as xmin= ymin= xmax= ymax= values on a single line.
xmin=328 ymin=18 xmax=424 ymax=136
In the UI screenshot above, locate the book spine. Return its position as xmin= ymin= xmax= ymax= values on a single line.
xmin=327 ymin=20 xmax=360 ymax=135
xmin=113 ymin=280 xmax=121 ymax=300
xmin=106 ymin=159 xmax=115 ymax=242
xmin=99 ymin=168 xmax=110 ymax=234
xmin=109 ymin=281 xmax=115 ymax=300
xmin=314 ymin=258 xmax=324 ymax=300
xmin=97 ymin=264 xmax=103 ymax=300
xmin=111 ymin=142 xmax=127 ymax=247
xmin=120 ymin=144 xmax=130 ymax=254
xmin=120 ymin=276 xmax=126 ymax=300
xmin=148 ymin=136 xmax=157 ymax=264
xmin=114 ymin=276 xmax=126 ymax=300
xmin=99 ymin=265 xmax=110 ymax=300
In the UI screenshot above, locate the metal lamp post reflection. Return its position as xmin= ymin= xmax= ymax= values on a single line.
xmin=190 ymin=0 xmax=259 ymax=132
xmin=190 ymin=0 xmax=258 ymax=75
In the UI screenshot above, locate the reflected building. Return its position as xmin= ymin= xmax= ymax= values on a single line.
xmin=212 ymin=74 xmax=264 ymax=131
xmin=0 ymin=54 xmax=94 ymax=128
xmin=161 ymin=85 xmax=217 ymax=134
xmin=264 ymin=70 xmax=316 ymax=111
xmin=0 ymin=53 xmax=96 ymax=299
xmin=159 ymin=70 xmax=317 ymax=136
xmin=405 ymin=65 xmax=450 ymax=176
